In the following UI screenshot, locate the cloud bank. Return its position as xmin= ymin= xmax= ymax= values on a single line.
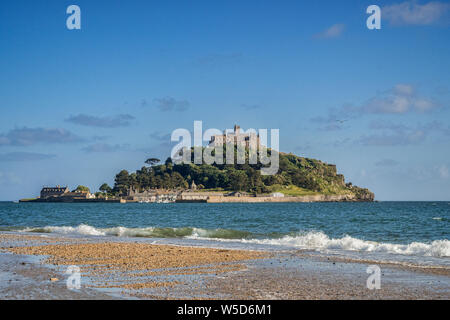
xmin=311 ymin=84 xmax=438 ymax=131
xmin=383 ymin=1 xmax=450 ymax=26
xmin=65 ymin=114 xmax=135 ymax=128
xmin=154 ymin=97 xmax=190 ymax=112
xmin=0 ymin=127 xmax=83 ymax=146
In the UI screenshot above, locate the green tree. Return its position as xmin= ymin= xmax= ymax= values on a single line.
xmin=171 ymin=172 xmax=186 ymax=188
xmin=129 ymin=173 xmax=138 ymax=190
xmin=99 ymin=183 xmax=112 ymax=194
xmin=113 ymin=170 xmax=130 ymax=195
xmin=228 ymin=170 xmax=249 ymax=191
xmin=74 ymin=185 xmax=90 ymax=193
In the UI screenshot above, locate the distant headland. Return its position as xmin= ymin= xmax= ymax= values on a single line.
xmin=21 ymin=125 xmax=374 ymax=203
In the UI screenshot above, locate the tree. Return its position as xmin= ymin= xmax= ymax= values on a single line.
xmin=145 ymin=158 xmax=160 ymax=166
xmin=171 ymin=172 xmax=187 ymax=189
xmin=99 ymin=183 xmax=112 ymax=194
xmin=228 ymin=170 xmax=249 ymax=191
xmin=113 ymin=170 xmax=130 ymax=195
xmin=129 ymin=173 xmax=138 ymax=190
xmin=74 ymin=185 xmax=90 ymax=193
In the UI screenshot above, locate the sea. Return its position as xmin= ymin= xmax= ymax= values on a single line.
xmin=0 ymin=201 xmax=449 ymax=268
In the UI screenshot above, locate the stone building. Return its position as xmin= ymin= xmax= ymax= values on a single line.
xmin=208 ymin=125 xmax=261 ymax=150
xmin=127 ymin=187 xmax=157 ymax=202
xmin=126 ymin=187 xmax=177 ymax=203
xmin=39 ymin=186 xmax=95 ymax=201
xmin=62 ymin=190 xmax=96 ymax=200
xmin=40 ymin=186 xmax=69 ymax=199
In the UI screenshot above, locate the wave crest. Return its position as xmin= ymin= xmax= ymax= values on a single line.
xmin=19 ymin=225 xmax=450 ymax=258
xmin=239 ymin=231 xmax=450 ymax=258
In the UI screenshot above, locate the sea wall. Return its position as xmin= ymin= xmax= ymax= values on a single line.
xmin=206 ymin=194 xmax=360 ymax=203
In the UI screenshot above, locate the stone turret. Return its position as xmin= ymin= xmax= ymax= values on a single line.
xmin=234 ymin=124 xmax=240 ymax=135
xmin=190 ymin=180 xmax=197 ymax=191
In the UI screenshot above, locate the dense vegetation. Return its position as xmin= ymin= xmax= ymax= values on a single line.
xmin=103 ymin=148 xmax=374 ymax=200
xmin=73 ymin=185 xmax=90 ymax=193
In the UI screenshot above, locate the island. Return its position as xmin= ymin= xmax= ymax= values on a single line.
xmin=21 ymin=148 xmax=374 ymax=203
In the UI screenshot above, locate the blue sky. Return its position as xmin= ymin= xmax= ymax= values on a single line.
xmin=0 ymin=0 xmax=449 ymax=200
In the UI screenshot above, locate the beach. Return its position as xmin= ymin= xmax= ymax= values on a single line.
xmin=1 ymin=231 xmax=448 ymax=300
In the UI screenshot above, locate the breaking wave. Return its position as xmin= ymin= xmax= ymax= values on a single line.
xmin=20 ymin=224 xmax=252 ymax=239
xmin=18 ymin=225 xmax=450 ymax=258
xmin=236 ymin=231 xmax=450 ymax=258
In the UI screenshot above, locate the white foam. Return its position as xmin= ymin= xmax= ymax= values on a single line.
xmin=237 ymin=231 xmax=450 ymax=258
xmin=42 ymin=225 xmax=106 ymax=236
xmin=34 ymin=225 xmax=159 ymax=237
xmin=19 ymin=225 xmax=450 ymax=258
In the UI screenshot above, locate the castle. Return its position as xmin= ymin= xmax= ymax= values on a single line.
xmin=208 ymin=125 xmax=261 ymax=150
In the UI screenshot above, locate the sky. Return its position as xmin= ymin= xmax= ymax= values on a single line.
xmin=0 ymin=0 xmax=449 ymax=201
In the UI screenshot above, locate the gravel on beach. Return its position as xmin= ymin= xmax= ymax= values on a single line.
xmin=1 ymin=232 xmax=449 ymax=300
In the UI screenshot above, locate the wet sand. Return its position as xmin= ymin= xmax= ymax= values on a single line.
xmin=0 ymin=232 xmax=449 ymax=300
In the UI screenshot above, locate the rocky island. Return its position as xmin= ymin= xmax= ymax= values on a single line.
xmin=22 ymin=149 xmax=374 ymax=203
xmin=113 ymin=150 xmax=374 ymax=203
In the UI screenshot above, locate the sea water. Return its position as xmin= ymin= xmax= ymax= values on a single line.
xmin=0 ymin=201 xmax=448 ymax=267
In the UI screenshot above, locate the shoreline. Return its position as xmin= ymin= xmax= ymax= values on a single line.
xmin=0 ymin=232 xmax=448 ymax=300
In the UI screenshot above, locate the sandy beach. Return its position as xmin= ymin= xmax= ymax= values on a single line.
xmin=0 ymin=231 xmax=448 ymax=300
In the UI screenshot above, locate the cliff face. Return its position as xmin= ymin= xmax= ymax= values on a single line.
xmin=350 ymin=186 xmax=375 ymax=201
xmin=275 ymin=153 xmax=374 ymax=201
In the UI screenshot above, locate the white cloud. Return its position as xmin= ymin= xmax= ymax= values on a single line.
xmin=413 ymin=98 xmax=435 ymax=112
xmin=311 ymin=84 xmax=439 ymax=132
xmin=383 ymin=1 xmax=450 ymax=25
xmin=361 ymin=84 xmax=437 ymax=114
xmin=311 ymin=84 xmax=438 ymax=131
xmin=393 ymin=83 xmax=415 ymax=96
xmin=313 ymin=24 xmax=345 ymax=39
